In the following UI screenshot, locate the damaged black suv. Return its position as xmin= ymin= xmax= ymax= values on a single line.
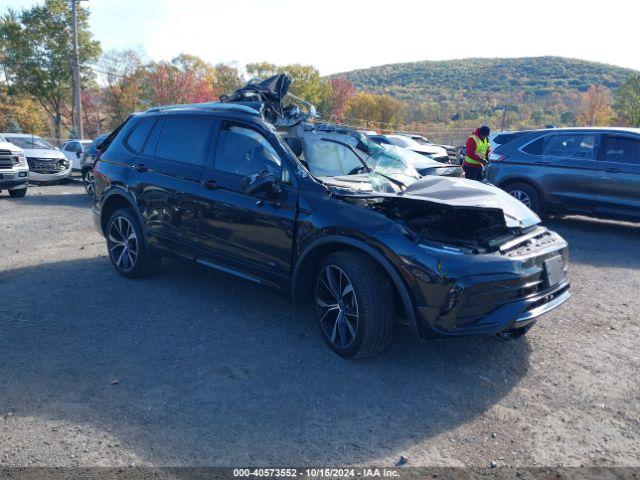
xmin=93 ymin=76 xmax=570 ymax=358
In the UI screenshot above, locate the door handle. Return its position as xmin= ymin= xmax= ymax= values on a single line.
xmin=604 ymin=167 xmax=621 ymax=173
xmin=201 ymin=179 xmax=218 ymax=190
xmin=133 ymin=163 xmax=148 ymax=173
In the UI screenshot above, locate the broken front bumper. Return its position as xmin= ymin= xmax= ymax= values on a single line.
xmin=406 ymin=230 xmax=571 ymax=337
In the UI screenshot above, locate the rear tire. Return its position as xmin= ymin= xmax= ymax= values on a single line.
xmin=504 ymin=182 xmax=541 ymax=214
xmin=106 ymin=208 xmax=161 ymax=278
xmin=9 ymin=188 xmax=27 ymax=198
xmin=314 ymin=251 xmax=394 ymax=358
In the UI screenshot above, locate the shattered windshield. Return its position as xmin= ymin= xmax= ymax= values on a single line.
xmin=295 ymin=128 xmax=420 ymax=192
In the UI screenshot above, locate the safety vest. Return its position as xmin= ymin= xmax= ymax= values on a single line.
xmin=465 ymin=134 xmax=489 ymax=166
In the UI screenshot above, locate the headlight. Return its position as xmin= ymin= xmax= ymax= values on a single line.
xmin=11 ymin=152 xmax=27 ymax=167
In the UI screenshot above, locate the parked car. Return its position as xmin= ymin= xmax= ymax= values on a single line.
xmin=288 ymin=124 xmax=463 ymax=179
xmin=60 ymin=139 xmax=92 ymax=171
xmin=81 ymin=133 xmax=109 ymax=194
xmin=0 ymin=133 xmax=29 ymax=197
xmin=369 ymin=134 xmax=451 ymax=164
xmin=92 ymin=75 xmax=571 ymax=358
xmin=486 ymin=127 xmax=640 ymax=220
xmin=396 ymin=133 xmax=457 ymax=161
xmin=0 ymin=133 xmax=71 ymax=183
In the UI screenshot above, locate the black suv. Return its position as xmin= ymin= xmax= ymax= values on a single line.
xmin=93 ymin=90 xmax=571 ymax=358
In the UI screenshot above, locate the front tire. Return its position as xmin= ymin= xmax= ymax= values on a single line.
xmin=314 ymin=251 xmax=394 ymax=358
xmin=505 ymin=182 xmax=541 ymax=214
xmin=106 ymin=208 xmax=160 ymax=278
xmin=9 ymin=188 xmax=27 ymax=198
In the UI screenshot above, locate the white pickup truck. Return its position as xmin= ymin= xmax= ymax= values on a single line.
xmin=0 ymin=134 xmax=29 ymax=197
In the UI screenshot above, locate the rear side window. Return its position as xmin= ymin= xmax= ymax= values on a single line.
xmin=125 ymin=118 xmax=155 ymax=153
xmin=521 ymin=136 xmax=545 ymax=156
xmin=155 ymin=117 xmax=213 ymax=166
xmin=604 ymin=136 xmax=640 ymax=165
xmin=544 ymin=134 xmax=599 ymax=159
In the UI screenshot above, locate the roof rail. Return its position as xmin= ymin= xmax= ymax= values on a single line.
xmin=145 ymin=102 xmax=260 ymax=115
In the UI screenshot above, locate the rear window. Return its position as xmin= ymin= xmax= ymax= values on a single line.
xmin=155 ymin=116 xmax=213 ymax=166
xmin=125 ymin=118 xmax=155 ymax=153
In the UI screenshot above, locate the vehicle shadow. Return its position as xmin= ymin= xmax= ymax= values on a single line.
xmin=0 ymin=256 xmax=531 ymax=466
xmin=544 ymin=215 xmax=640 ymax=269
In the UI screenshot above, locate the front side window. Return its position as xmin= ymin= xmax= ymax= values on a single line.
xmin=544 ymin=134 xmax=599 ymax=160
xmin=215 ymin=123 xmax=281 ymax=176
xmin=604 ymin=136 xmax=640 ymax=165
xmin=155 ymin=117 xmax=213 ymax=166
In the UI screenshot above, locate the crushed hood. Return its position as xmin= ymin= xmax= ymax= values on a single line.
xmin=334 ymin=175 xmax=541 ymax=229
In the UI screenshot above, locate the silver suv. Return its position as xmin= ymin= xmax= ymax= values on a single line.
xmin=486 ymin=127 xmax=640 ymax=221
xmin=0 ymin=134 xmax=29 ymax=197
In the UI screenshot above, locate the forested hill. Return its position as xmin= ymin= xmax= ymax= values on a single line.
xmin=333 ymin=57 xmax=637 ymax=100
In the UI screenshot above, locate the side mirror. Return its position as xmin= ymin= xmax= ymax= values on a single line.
xmin=76 ymin=151 xmax=82 ymax=158
xmin=242 ymin=170 xmax=279 ymax=196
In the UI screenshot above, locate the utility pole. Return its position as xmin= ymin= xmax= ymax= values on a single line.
xmin=71 ymin=0 xmax=85 ymax=139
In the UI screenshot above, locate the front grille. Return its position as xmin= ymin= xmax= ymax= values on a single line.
xmin=0 ymin=150 xmax=18 ymax=169
xmin=27 ymin=157 xmax=67 ymax=172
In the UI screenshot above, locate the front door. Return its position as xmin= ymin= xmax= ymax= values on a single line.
xmin=595 ymin=134 xmax=640 ymax=219
xmin=198 ymin=120 xmax=298 ymax=285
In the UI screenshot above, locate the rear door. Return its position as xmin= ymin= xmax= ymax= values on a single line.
xmin=197 ymin=119 xmax=298 ymax=284
xmin=127 ymin=115 xmax=215 ymax=253
xmin=538 ymin=132 xmax=601 ymax=213
xmin=595 ymin=133 xmax=640 ymax=219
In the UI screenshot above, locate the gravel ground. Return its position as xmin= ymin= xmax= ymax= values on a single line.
xmin=0 ymin=181 xmax=638 ymax=468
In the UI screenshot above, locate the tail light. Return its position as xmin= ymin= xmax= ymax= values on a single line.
xmin=489 ymin=152 xmax=507 ymax=162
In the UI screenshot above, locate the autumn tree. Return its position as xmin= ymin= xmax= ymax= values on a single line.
xmin=614 ymin=75 xmax=640 ymax=127
xmin=577 ymin=85 xmax=614 ymax=126
xmin=0 ymin=84 xmax=48 ymax=134
xmin=99 ymin=49 xmax=146 ymax=127
xmin=0 ymin=0 xmax=101 ymax=140
xmin=327 ymin=78 xmax=355 ymax=119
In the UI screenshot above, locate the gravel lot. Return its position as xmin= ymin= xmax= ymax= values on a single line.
xmin=0 ymin=181 xmax=638 ymax=468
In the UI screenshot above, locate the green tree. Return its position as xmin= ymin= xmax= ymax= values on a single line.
xmin=0 ymin=0 xmax=101 ymax=140
xmin=614 ymin=75 xmax=640 ymax=127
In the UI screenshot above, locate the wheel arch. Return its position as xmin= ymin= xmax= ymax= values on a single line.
xmin=291 ymin=236 xmax=420 ymax=338
xmin=100 ymin=189 xmax=148 ymax=245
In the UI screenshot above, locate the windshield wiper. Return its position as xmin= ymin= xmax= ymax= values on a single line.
xmin=320 ymin=138 xmax=407 ymax=190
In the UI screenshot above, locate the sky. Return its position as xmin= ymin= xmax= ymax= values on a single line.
xmin=3 ymin=0 xmax=640 ymax=75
